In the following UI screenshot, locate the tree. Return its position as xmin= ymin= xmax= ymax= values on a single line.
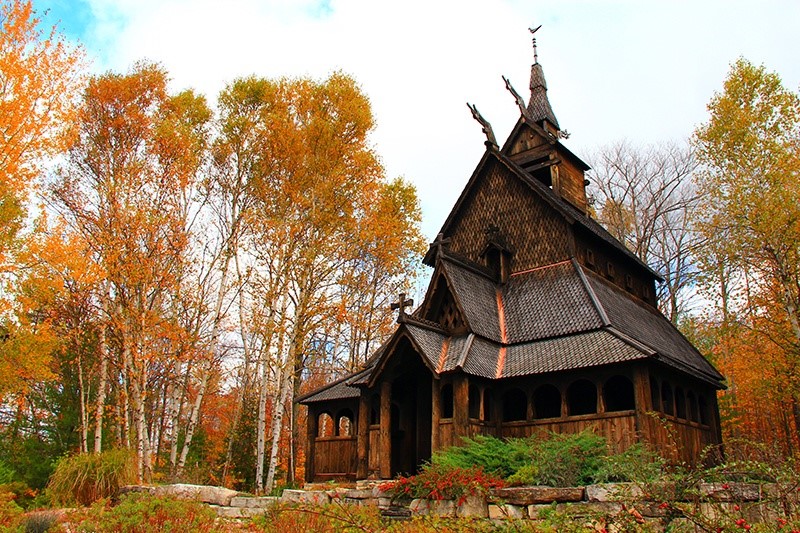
xmin=51 ymin=62 xmax=211 ymax=481
xmin=589 ymin=141 xmax=700 ymax=322
xmin=694 ymin=58 xmax=800 ymax=451
xmin=0 ymin=0 xmax=83 ymax=254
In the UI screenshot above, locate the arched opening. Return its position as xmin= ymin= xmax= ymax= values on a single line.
xmin=661 ymin=382 xmax=674 ymax=416
xmin=336 ymin=408 xmax=353 ymax=436
xmin=567 ymin=379 xmax=597 ymax=416
xmin=468 ymin=384 xmax=480 ymax=419
xmin=650 ymin=376 xmax=661 ymax=412
xmin=687 ymin=391 xmax=698 ymax=422
xmin=502 ymin=388 xmax=527 ymax=422
xmin=698 ymin=395 xmax=709 ymax=425
xmin=318 ymin=412 xmax=334 ymax=437
xmin=675 ymin=386 xmax=687 ymax=419
xmin=483 ymin=388 xmax=493 ymax=422
xmin=533 ymin=384 xmax=561 ymax=419
xmin=441 ymin=383 xmax=454 ymax=419
xmin=370 ymin=394 xmax=380 ymax=425
xmin=603 ymin=375 xmax=635 ymax=412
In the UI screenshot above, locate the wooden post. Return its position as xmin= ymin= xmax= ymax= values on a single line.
xmin=305 ymin=406 xmax=317 ymax=483
xmin=379 ymin=381 xmax=391 ymax=479
xmin=431 ymin=379 xmax=441 ymax=453
xmin=357 ymin=394 xmax=369 ymax=479
xmin=633 ymin=366 xmax=652 ymax=443
xmin=453 ymin=375 xmax=469 ymax=441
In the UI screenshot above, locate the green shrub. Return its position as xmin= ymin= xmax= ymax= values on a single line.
xmin=48 ymin=449 xmax=136 ymax=506
xmin=593 ymin=443 xmax=664 ymax=483
xmin=75 ymin=493 xmax=218 ymax=533
xmin=0 ymin=462 xmax=14 ymax=486
xmin=430 ymin=435 xmax=530 ymax=478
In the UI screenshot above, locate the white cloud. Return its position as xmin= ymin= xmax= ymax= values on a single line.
xmin=73 ymin=0 xmax=800 ymax=238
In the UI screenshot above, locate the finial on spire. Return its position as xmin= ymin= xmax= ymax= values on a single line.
xmin=529 ymin=24 xmax=542 ymax=64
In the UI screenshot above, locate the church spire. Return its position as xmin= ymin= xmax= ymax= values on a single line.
xmin=526 ymin=26 xmax=560 ymax=132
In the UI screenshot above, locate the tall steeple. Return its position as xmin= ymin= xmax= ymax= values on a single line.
xmin=526 ymin=26 xmax=560 ymax=133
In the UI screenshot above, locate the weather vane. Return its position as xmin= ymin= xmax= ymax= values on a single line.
xmin=529 ymin=24 xmax=542 ymax=63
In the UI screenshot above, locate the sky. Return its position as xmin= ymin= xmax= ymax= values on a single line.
xmin=37 ymin=0 xmax=800 ymax=240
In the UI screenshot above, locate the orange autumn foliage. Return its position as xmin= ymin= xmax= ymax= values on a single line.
xmin=0 ymin=0 xmax=83 ymax=251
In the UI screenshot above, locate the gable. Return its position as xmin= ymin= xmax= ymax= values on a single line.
xmin=446 ymin=156 xmax=575 ymax=273
xmin=421 ymin=271 xmax=467 ymax=334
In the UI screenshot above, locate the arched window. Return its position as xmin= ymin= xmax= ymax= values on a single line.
xmin=675 ymin=386 xmax=687 ymax=419
xmin=318 ymin=412 xmax=334 ymax=437
xmin=370 ymin=394 xmax=380 ymax=425
xmin=533 ymin=384 xmax=561 ymax=419
xmin=650 ymin=376 xmax=661 ymax=412
xmin=336 ymin=409 xmax=354 ymax=436
xmin=483 ymin=388 xmax=493 ymax=422
xmin=441 ymin=383 xmax=454 ymax=419
xmin=502 ymin=388 xmax=528 ymax=422
xmin=567 ymin=379 xmax=597 ymax=416
xmin=698 ymin=395 xmax=709 ymax=425
xmin=661 ymin=382 xmax=674 ymax=416
xmin=468 ymin=384 xmax=481 ymax=419
xmin=603 ymin=375 xmax=635 ymax=412
xmin=687 ymin=391 xmax=698 ymax=422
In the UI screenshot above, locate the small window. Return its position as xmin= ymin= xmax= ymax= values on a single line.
xmin=483 ymin=388 xmax=494 ymax=422
xmin=606 ymin=262 xmax=616 ymax=279
xmin=675 ymin=387 xmax=687 ymax=419
xmin=603 ymin=375 xmax=635 ymax=412
xmin=318 ymin=412 xmax=334 ymax=437
xmin=469 ymin=384 xmax=481 ymax=419
xmin=586 ymin=249 xmax=595 ymax=267
xmin=661 ymin=382 xmax=674 ymax=416
xmin=625 ymin=274 xmax=634 ymax=291
xmin=502 ymin=388 xmax=528 ymax=422
xmin=650 ymin=376 xmax=661 ymax=412
xmin=567 ymin=379 xmax=597 ymax=416
xmin=441 ymin=383 xmax=454 ymax=419
xmin=533 ymin=384 xmax=561 ymax=419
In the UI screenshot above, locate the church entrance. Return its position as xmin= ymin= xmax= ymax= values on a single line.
xmin=383 ymin=338 xmax=432 ymax=477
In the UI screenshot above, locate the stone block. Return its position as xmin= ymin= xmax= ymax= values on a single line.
xmin=153 ymin=483 xmax=239 ymax=506
xmin=230 ymin=496 xmax=278 ymax=508
xmin=281 ymin=489 xmax=331 ymax=505
xmin=343 ymin=489 xmax=374 ymax=499
xmin=456 ymin=495 xmax=488 ymax=518
xmin=699 ymin=482 xmax=760 ymax=502
xmin=491 ymin=486 xmax=585 ymax=505
xmin=409 ymin=498 xmax=430 ymax=516
xmin=430 ymin=499 xmax=456 ymax=516
xmin=488 ymin=503 xmax=527 ymax=519
xmin=528 ymin=502 xmax=622 ymax=519
xmin=585 ymin=483 xmax=644 ymax=502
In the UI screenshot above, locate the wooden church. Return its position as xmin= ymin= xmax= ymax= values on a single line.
xmin=298 ymin=33 xmax=724 ymax=482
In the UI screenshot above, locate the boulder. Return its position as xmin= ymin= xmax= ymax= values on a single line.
xmin=281 ymin=489 xmax=331 ymax=505
xmin=153 ymin=483 xmax=239 ymax=506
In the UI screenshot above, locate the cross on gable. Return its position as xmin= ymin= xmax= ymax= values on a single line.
xmin=390 ymin=292 xmax=414 ymax=322
xmin=431 ymin=232 xmax=452 ymax=259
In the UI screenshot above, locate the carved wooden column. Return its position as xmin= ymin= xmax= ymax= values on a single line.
xmin=633 ymin=366 xmax=653 ymax=441
xmin=431 ymin=379 xmax=441 ymax=453
xmin=453 ymin=374 xmax=469 ymax=440
xmin=357 ymin=393 xmax=370 ymax=479
xmin=305 ymin=406 xmax=317 ymax=483
xmin=379 ymin=380 xmax=391 ymax=479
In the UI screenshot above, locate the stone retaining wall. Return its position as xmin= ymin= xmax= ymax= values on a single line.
xmin=120 ymin=480 xmax=797 ymax=528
